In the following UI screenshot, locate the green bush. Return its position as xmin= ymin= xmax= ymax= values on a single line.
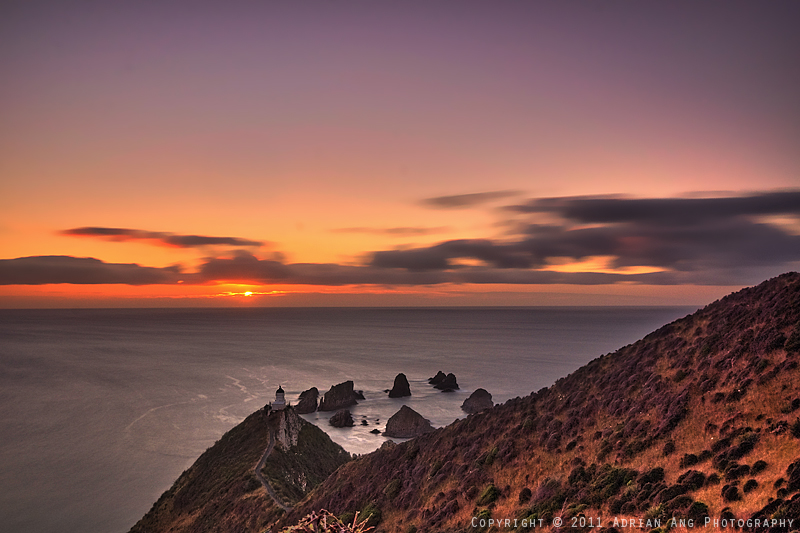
xmin=383 ymin=479 xmax=402 ymax=499
xmin=360 ymin=502 xmax=382 ymax=528
xmin=477 ymin=484 xmax=501 ymax=506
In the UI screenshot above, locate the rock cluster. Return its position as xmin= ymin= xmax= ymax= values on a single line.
xmin=383 ymin=405 xmax=435 ymax=438
xmin=318 ymin=381 xmax=363 ymax=411
xmin=329 ymin=409 xmax=354 ymax=428
xmin=461 ymin=388 xmax=493 ymax=414
xmin=430 ymin=371 xmax=459 ymax=391
xmin=388 ymin=373 xmax=411 ymax=398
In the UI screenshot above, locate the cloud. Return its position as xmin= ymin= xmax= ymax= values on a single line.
xmin=331 ymin=226 xmax=450 ymax=236
xmin=0 ymin=256 xmax=184 ymax=285
xmin=371 ymin=190 xmax=800 ymax=282
xmin=61 ymin=227 xmax=265 ymax=248
xmin=6 ymin=191 xmax=798 ymax=288
xmin=506 ymin=190 xmax=800 ymax=223
xmin=420 ymin=190 xmax=523 ymax=209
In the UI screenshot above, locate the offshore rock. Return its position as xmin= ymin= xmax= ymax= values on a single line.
xmin=428 ymin=371 xmax=447 ymax=385
xmin=383 ymin=405 xmax=435 ymax=438
xmin=434 ymin=373 xmax=459 ymax=391
xmin=329 ymin=409 xmax=354 ymax=428
xmin=318 ymin=381 xmax=361 ymax=411
xmin=461 ymin=388 xmax=493 ymax=414
xmin=295 ymin=387 xmax=319 ymax=414
xmin=388 ymin=373 xmax=412 ymax=398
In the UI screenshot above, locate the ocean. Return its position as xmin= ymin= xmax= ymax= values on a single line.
xmin=0 ymin=306 xmax=693 ymax=533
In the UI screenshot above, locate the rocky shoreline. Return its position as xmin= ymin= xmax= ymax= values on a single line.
xmin=290 ymin=371 xmax=493 ymax=439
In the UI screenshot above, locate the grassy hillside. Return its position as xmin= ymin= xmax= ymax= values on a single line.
xmin=279 ymin=273 xmax=800 ymax=532
xmin=129 ymin=408 xmax=350 ymax=533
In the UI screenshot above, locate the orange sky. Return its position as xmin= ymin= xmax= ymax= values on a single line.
xmin=1 ymin=2 xmax=799 ymax=307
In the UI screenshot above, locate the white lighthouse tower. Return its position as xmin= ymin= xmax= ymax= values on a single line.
xmin=272 ymin=385 xmax=286 ymax=410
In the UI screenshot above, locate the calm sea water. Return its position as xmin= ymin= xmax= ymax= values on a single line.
xmin=0 ymin=306 xmax=693 ymax=533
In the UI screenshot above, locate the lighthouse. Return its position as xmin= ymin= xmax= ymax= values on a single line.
xmin=272 ymin=385 xmax=286 ymax=410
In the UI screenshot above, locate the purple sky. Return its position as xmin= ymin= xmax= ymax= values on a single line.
xmin=1 ymin=1 xmax=799 ymax=306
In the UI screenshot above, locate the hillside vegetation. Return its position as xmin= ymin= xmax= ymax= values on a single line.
xmin=129 ymin=408 xmax=350 ymax=533
xmin=279 ymin=273 xmax=800 ymax=532
xmin=131 ymin=273 xmax=800 ymax=533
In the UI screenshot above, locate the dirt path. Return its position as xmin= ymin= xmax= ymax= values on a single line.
xmin=255 ymin=421 xmax=293 ymax=512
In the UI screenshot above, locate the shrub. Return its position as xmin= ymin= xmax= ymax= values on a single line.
xmin=662 ymin=440 xmax=676 ymax=456
xmin=383 ymin=479 xmax=402 ymax=499
xmin=283 ymin=510 xmax=373 ymax=533
xmin=680 ymin=454 xmax=699 ymax=468
xmin=722 ymin=485 xmax=740 ymax=502
xmin=360 ymin=503 xmax=382 ymax=528
xmin=688 ymin=501 xmax=710 ymax=522
xmin=518 ymin=487 xmax=532 ymax=504
xmin=473 ymin=509 xmax=491 ymax=533
xmin=677 ymin=470 xmax=706 ymax=491
xmin=743 ymin=479 xmax=759 ymax=493
xmin=429 ymin=459 xmax=443 ymax=478
xmin=791 ymin=418 xmax=800 ymax=439
xmin=752 ymin=460 xmax=768 ymax=474
xmin=477 ymin=484 xmax=500 ymax=506
xmin=638 ymin=467 xmax=665 ymax=485
xmin=484 ymin=446 xmax=498 ymax=466
xmin=785 ymin=327 xmax=800 ymax=353
xmin=725 ymin=463 xmax=751 ymax=481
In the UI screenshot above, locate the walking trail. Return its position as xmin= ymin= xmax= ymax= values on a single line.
xmin=255 ymin=420 xmax=293 ymax=512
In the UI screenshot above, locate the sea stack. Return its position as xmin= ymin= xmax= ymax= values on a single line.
xmin=388 ymin=373 xmax=411 ymax=398
xmin=318 ymin=381 xmax=361 ymax=411
xmin=433 ymin=372 xmax=459 ymax=391
xmin=383 ymin=405 xmax=435 ymax=438
xmin=428 ymin=371 xmax=446 ymax=385
xmin=329 ymin=409 xmax=354 ymax=428
xmin=295 ymin=387 xmax=319 ymax=414
xmin=461 ymin=388 xmax=493 ymax=413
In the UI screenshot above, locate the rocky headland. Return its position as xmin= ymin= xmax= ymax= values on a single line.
xmin=131 ymin=273 xmax=800 ymax=533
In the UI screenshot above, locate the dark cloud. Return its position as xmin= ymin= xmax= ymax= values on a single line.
xmin=507 ymin=190 xmax=800 ymax=224
xmin=371 ymin=191 xmax=800 ymax=281
xmin=198 ymin=252 xmax=290 ymax=282
xmin=331 ymin=226 xmax=449 ymax=236
xmin=61 ymin=227 xmax=265 ymax=248
xmin=421 ymin=190 xmax=522 ymax=209
xmin=0 ymin=256 xmax=183 ymax=285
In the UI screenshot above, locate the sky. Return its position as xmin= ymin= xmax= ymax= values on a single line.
xmin=1 ymin=1 xmax=799 ymax=307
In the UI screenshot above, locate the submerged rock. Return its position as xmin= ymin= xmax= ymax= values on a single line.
xmin=383 ymin=405 xmax=435 ymax=438
xmin=388 ymin=373 xmax=411 ymax=398
xmin=295 ymin=387 xmax=319 ymax=414
xmin=318 ymin=381 xmax=361 ymax=411
xmin=461 ymin=388 xmax=494 ymax=414
xmin=329 ymin=409 xmax=354 ymax=428
xmin=434 ymin=373 xmax=459 ymax=391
